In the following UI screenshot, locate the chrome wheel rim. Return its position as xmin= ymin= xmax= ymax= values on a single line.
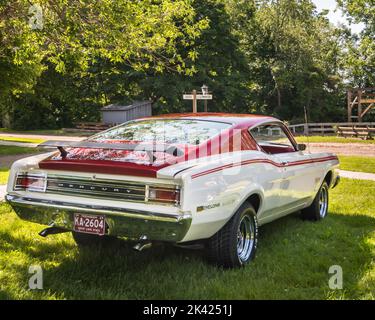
xmin=319 ymin=186 xmax=328 ymax=218
xmin=237 ymin=214 xmax=255 ymax=262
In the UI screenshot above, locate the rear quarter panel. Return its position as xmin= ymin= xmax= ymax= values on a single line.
xmin=309 ymin=152 xmax=340 ymax=191
xmin=168 ymin=151 xmax=339 ymax=242
xmin=167 ymin=151 xmax=284 ymax=242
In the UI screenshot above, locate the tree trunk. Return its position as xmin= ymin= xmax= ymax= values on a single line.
xmin=276 ymin=86 xmax=281 ymax=110
xmin=270 ymin=67 xmax=282 ymax=110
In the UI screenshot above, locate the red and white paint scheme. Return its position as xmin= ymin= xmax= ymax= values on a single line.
xmin=5 ymin=113 xmax=340 ymax=268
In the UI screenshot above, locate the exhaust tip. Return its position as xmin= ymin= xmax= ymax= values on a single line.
xmin=38 ymin=226 xmax=68 ymax=237
xmin=133 ymin=242 xmax=152 ymax=252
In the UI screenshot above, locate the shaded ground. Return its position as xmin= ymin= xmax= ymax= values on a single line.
xmin=0 ymin=178 xmax=374 ymax=299
xmin=0 ymin=154 xmax=40 ymax=167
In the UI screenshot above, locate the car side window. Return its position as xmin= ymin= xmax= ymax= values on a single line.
xmin=249 ymin=123 xmax=296 ymax=154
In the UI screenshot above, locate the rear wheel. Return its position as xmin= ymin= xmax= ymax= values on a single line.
xmin=72 ymin=231 xmax=115 ymax=247
xmin=207 ymin=202 xmax=258 ymax=268
xmin=301 ymin=181 xmax=329 ymax=221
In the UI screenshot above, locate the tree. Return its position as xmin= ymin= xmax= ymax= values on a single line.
xmin=338 ymin=0 xmax=375 ymax=87
xmin=136 ymin=0 xmax=252 ymax=114
xmin=2 ymin=0 xmax=369 ymax=129
xmin=0 ymin=0 xmax=208 ymax=128
xmin=229 ymin=0 xmax=346 ymax=122
xmin=58 ymin=0 xmax=252 ymax=116
xmin=0 ymin=1 xmax=45 ymax=126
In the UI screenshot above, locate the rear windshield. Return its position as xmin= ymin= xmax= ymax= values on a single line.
xmin=92 ymin=119 xmax=232 ymax=145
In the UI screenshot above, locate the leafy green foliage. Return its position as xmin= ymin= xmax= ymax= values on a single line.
xmin=0 ymin=0 xmax=208 ymax=128
xmin=338 ymin=0 xmax=375 ymax=88
xmin=229 ymin=0 xmax=348 ymax=122
xmin=0 ymin=0 xmax=45 ymax=116
xmin=134 ymin=0 xmax=252 ymax=114
xmin=0 ymin=0 xmax=374 ymax=129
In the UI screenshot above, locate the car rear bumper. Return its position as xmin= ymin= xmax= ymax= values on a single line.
xmin=5 ymin=194 xmax=192 ymax=242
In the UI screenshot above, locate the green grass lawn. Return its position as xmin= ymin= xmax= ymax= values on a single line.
xmin=0 ymin=128 xmax=65 ymax=135
xmin=0 ymin=128 xmax=90 ymax=137
xmin=339 ymin=156 xmax=375 ymax=173
xmin=295 ymin=135 xmax=375 ymax=144
xmin=0 ymin=146 xmax=44 ymax=184
xmin=0 ymin=136 xmax=45 ymax=144
xmin=0 ymin=146 xmax=41 ymax=156
xmin=0 ymin=168 xmax=9 ymax=184
xmin=0 ymin=178 xmax=374 ymax=300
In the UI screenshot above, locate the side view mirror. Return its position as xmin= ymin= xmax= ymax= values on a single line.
xmin=297 ymin=143 xmax=306 ymax=151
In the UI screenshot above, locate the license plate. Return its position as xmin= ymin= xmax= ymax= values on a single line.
xmin=73 ymin=213 xmax=106 ymax=235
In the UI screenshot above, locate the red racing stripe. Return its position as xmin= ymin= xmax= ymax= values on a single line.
xmin=191 ymin=155 xmax=338 ymax=179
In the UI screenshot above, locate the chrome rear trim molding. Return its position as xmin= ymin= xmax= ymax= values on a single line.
xmin=39 ymin=174 xmax=181 ymax=205
xmin=5 ymin=194 xmax=188 ymax=223
xmin=5 ymin=194 xmax=192 ymax=242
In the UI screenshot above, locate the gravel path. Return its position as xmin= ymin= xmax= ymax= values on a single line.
xmin=308 ymin=142 xmax=375 ymax=157
xmin=337 ymin=169 xmax=375 ymax=181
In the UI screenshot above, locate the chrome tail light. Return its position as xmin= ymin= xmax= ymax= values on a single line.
xmin=14 ymin=172 xmax=47 ymax=192
xmin=147 ymin=185 xmax=181 ymax=205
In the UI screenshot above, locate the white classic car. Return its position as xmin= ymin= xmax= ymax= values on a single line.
xmin=5 ymin=113 xmax=340 ymax=268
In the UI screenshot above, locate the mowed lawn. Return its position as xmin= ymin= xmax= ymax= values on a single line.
xmin=339 ymin=156 xmax=375 ymax=173
xmin=0 ymin=146 xmax=43 ymax=184
xmin=295 ymin=135 xmax=375 ymax=144
xmin=0 ymin=128 xmax=65 ymax=135
xmin=0 ymin=147 xmax=35 ymax=184
xmin=0 ymin=128 xmax=89 ymax=137
xmin=0 ymin=168 xmax=9 ymax=184
xmin=0 ymin=146 xmax=41 ymax=156
xmin=0 ymin=178 xmax=374 ymax=300
xmin=0 ymin=136 xmax=45 ymax=144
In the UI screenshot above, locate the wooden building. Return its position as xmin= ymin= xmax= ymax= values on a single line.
xmin=101 ymin=101 xmax=152 ymax=125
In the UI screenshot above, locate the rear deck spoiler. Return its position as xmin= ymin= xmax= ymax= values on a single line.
xmin=38 ymin=140 xmax=184 ymax=163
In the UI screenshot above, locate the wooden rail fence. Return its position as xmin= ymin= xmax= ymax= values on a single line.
xmin=288 ymin=122 xmax=375 ymax=136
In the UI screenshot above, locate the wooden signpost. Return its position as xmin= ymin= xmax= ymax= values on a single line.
xmin=183 ymin=85 xmax=212 ymax=113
